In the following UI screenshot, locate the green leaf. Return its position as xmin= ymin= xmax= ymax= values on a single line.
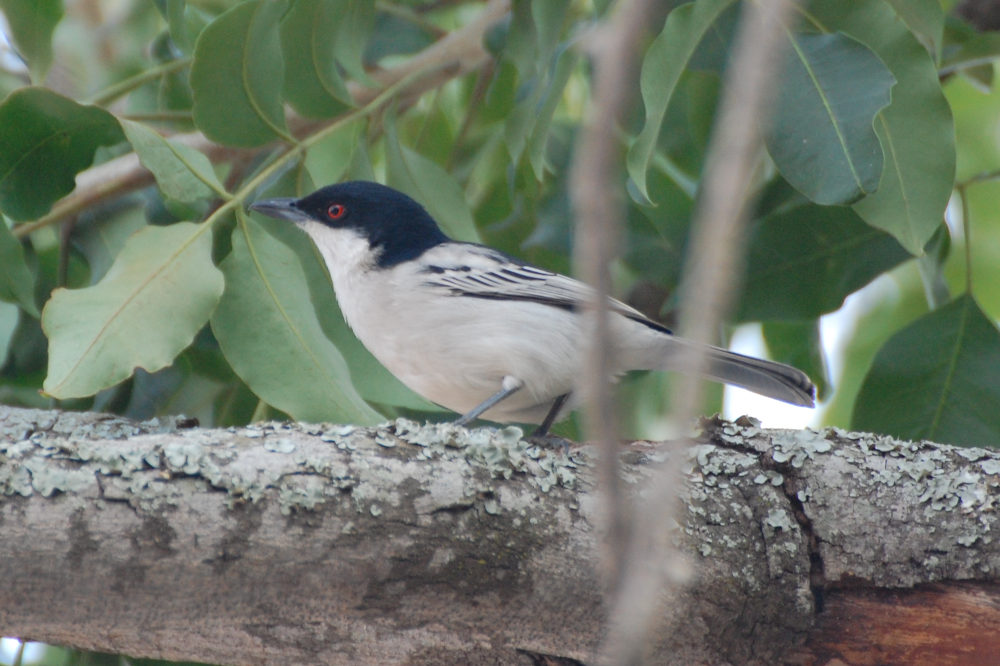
xmin=530 ymin=0 xmax=571 ymax=63
xmin=321 ymin=0 xmax=374 ymax=85
xmin=267 ymin=213 xmax=439 ymax=412
xmin=480 ymin=60 xmax=518 ymax=123
xmin=916 ymin=223 xmax=951 ymax=309
xmin=853 ymin=294 xmax=1000 ymax=447
xmin=307 ymin=0 xmax=376 ymax=85
xmin=0 ymin=88 xmax=124 ymax=221
xmin=808 ymin=0 xmax=955 ymax=255
xmin=190 ymin=0 xmax=290 ymax=146
xmin=765 ymin=32 xmax=895 ymax=205
xmin=0 ymin=220 xmax=38 ymax=316
xmin=623 ymin=164 xmax=695 ymax=289
xmin=502 ymin=84 xmax=542 ymax=166
xmin=155 ymin=0 xmax=188 ymax=47
xmin=0 ymin=0 xmax=63 ymax=82
xmin=762 ymin=320 xmax=830 ymax=400
xmin=526 ymin=47 xmax=579 ymax=180
xmin=384 ymin=119 xmax=480 ymax=243
xmin=364 ymin=11 xmax=433 ymax=64
xmin=499 ymin=0 xmax=571 ymax=166
xmin=42 ymin=222 xmax=223 ymax=399
xmin=71 ymin=204 xmax=148 ymax=284
xmin=737 ymin=203 xmax=910 ymax=321
xmin=120 ymin=119 xmax=226 ymax=203
xmin=304 ymin=118 xmax=363 ymax=185
xmin=211 ymin=214 xmax=382 ymax=425
xmin=626 ymin=0 xmax=735 ymax=204
xmin=0 ymin=300 xmax=18 ymax=368
xmin=501 ymin=0 xmax=569 ymax=81
xmin=687 ymin=2 xmax=739 ymax=72
xmin=504 ymin=1 xmax=539 ymax=78
xmin=155 ymin=0 xmax=210 ymax=54
xmin=884 ymin=0 xmax=944 ymax=62
xmin=279 ymin=0 xmax=357 ymax=118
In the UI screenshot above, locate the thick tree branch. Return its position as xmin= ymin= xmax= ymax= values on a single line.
xmin=2 ymin=406 xmax=1000 ymax=664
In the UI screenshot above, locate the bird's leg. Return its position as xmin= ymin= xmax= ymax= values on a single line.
xmin=532 ymin=393 xmax=569 ymax=437
xmin=453 ymin=376 xmax=524 ymax=427
xmin=524 ymin=393 xmax=573 ymax=453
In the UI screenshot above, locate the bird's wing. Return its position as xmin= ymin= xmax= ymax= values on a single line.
xmin=418 ymin=243 xmax=667 ymax=330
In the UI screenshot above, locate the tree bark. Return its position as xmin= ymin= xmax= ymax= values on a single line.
xmin=2 ymin=406 xmax=999 ymax=664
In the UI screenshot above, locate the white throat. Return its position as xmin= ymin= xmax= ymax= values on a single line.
xmin=298 ymin=221 xmax=380 ymax=329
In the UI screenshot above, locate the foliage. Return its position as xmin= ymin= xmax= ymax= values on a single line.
xmin=0 ymin=0 xmax=999 ymax=459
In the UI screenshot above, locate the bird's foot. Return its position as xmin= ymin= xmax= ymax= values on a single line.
xmin=524 ymin=433 xmax=573 ymax=454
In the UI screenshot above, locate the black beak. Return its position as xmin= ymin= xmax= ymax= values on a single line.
xmin=249 ymin=197 xmax=310 ymax=222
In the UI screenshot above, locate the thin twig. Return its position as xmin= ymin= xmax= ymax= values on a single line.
xmin=598 ymin=1 xmax=797 ymax=664
xmin=569 ymin=0 xmax=659 ymax=632
xmin=86 ymin=57 xmax=192 ymax=107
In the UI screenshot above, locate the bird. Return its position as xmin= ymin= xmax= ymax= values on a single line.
xmin=250 ymin=181 xmax=815 ymax=436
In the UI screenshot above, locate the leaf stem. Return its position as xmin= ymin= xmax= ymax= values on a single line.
xmin=958 ymin=184 xmax=973 ymax=293
xmin=120 ymin=111 xmax=195 ymax=124
xmin=957 ymin=168 xmax=1000 ymax=187
xmin=13 ymin=165 xmax=151 ymax=239
xmin=86 ymin=57 xmax=193 ymax=107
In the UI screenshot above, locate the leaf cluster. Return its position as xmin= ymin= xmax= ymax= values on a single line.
xmin=0 ymin=0 xmax=998 ymax=449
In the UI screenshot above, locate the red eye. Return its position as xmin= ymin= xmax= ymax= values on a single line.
xmin=327 ymin=203 xmax=346 ymax=220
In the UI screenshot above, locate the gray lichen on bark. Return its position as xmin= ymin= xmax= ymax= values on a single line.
xmin=2 ymin=406 xmax=1000 ymax=664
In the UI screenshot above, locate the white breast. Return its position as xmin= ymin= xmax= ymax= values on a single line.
xmin=301 ymin=225 xmax=583 ymax=423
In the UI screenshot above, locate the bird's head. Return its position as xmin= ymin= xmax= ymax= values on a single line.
xmin=250 ymin=181 xmax=449 ymax=268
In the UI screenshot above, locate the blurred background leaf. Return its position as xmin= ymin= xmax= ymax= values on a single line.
xmin=0 ymin=88 xmax=123 ymax=220
xmin=0 ymin=0 xmax=62 ymax=82
xmin=737 ymin=202 xmax=910 ymax=321
xmin=0 ymin=219 xmax=37 ymax=315
xmin=190 ymin=0 xmax=290 ymax=146
xmin=279 ymin=0 xmax=358 ymax=118
xmin=764 ymin=31 xmax=895 ymax=205
xmin=853 ymin=294 xmax=1000 ymax=447
xmin=627 ymin=0 xmax=734 ymax=204
xmin=808 ymin=0 xmax=956 ymax=255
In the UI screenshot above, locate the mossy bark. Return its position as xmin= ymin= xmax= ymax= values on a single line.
xmin=1 ymin=406 xmax=998 ymax=664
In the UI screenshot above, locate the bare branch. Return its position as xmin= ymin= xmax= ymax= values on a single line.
xmin=600 ymin=1 xmax=798 ymax=663
xmin=569 ymin=0 xmax=659 ymax=603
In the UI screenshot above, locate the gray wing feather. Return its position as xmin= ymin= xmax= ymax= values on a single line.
xmin=417 ymin=243 xmax=815 ymax=407
xmin=420 ymin=245 xmax=651 ymax=321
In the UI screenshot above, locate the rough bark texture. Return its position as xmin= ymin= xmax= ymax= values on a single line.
xmin=2 ymin=406 xmax=1000 ymax=664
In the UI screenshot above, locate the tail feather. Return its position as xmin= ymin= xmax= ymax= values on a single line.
xmin=641 ymin=338 xmax=816 ymax=407
xmin=699 ymin=345 xmax=816 ymax=407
